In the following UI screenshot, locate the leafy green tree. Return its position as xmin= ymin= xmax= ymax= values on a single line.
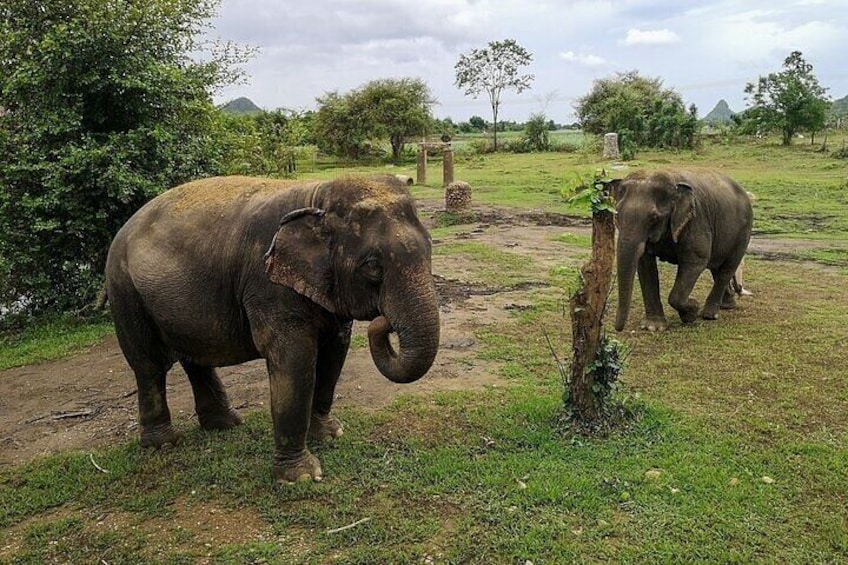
xmin=217 ymin=109 xmax=315 ymax=176
xmin=358 ymin=78 xmax=435 ymax=160
xmin=523 ymin=113 xmax=551 ymax=151
xmin=744 ymin=51 xmax=830 ymax=145
xmin=575 ymin=71 xmax=698 ymax=153
xmin=468 ymin=116 xmax=487 ymax=131
xmin=313 ymin=78 xmax=434 ymax=161
xmin=454 ymin=39 xmax=534 ymax=151
xmin=312 ymin=91 xmax=370 ymax=159
xmin=0 ymin=0 xmax=246 ymax=320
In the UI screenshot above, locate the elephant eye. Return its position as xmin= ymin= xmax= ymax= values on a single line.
xmin=361 ymin=256 xmax=383 ymax=281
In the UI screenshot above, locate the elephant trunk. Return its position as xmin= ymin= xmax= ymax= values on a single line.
xmin=614 ymin=239 xmax=645 ymax=332
xmin=368 ymin=272 xmax=440 ymax=384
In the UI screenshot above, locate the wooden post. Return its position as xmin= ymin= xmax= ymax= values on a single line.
xmin=416 ymin=144 xmax=427 ymax=185
xmin=569 ymin=207 xmax=616 ymax=422
xmin=443 ymin=146 xmax=454 ymax=187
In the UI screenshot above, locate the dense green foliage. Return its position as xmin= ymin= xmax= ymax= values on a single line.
xmin=313 ymin=78 xmax=434 ymax=160
xmin=575 ymin=71 xmax=699 ymax=155
xmin=743 ymin=51 xmax=830 ymax=145
xmin=215 ymin=109 xmax=316 ymax=177
xmin=522 ymin=113 xmax=552 ymax=151
xmin=454 ymin=39 xmax=534 ymax=151
xmin=0 ymin=0 xmax=243 ymax=321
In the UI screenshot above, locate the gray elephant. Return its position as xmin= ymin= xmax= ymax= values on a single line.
xmin=105 ymin=175 xmax=440 ymax=484
xmin=607 ymin=170 xmax=753 ymax=331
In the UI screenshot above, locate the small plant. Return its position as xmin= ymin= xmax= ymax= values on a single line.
xmin=566 ymin=169 xmax=617 ymax=214
xmin=583 ymin=334 xmax=630 ymax=401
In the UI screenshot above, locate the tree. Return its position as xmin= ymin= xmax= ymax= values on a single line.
xmin=358 ymin=78 xmax=435 ymax=160
xmin=744 ymin=51 xmax=830 ymax=145
xmin=523 ymin=113 xmax=550 ymax=151
xmin=454 ymin=39 xmax=534 ymax=151
xmin=468 ymin=115 xmax=487 ymax=131
xmin=313 ymin=78 xmax=435 ymax=161
xmin=0 ymin=0 xmax=247 ymax=321
xmin=575 ymin=71 xmax=699 ymax=152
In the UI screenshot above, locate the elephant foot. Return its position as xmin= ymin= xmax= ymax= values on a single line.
xmin=720 ymin=296 xmax=737 ymax=310
xmin=639 ymin=317 xmax=668 ymax=332
xmin=140 ymin=422 xmax=184 ymax=449
xmin=309 ymin=412 xmax=343 ymax=442
xmin=274 ymin=450 xmax=323 ymax=485
xmin=677 ymin=301 xmax=700 ymax=324
xmin=198 ymin=408 xmax=243 ymax=431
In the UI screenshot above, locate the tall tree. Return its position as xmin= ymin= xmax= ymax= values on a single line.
xmin=0 ymin=0 xmax=247 ymax=320
xmin=744 ymin=51 xmax=830 ymax=145
xmin=359 ymin=78 xmax=435 ymax=160
xmin=313 ymin=78 xmax=434 ymax=161
xmin=575 ymin=71 xmax=698 ymax=153
xmin=454 ymin=39 xmax=534 ymax=151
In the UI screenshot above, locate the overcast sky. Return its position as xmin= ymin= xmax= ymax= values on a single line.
xmin=209 ymin=0 xmax=848 ymax=124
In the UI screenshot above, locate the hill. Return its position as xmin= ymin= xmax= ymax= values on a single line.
xmin=220 ymin=97 xmax=262 ymax=115
xmin=832 ymin=95 xmax=848 ymax=117
xmin=702 ymin=99 xmax=735 ymax=125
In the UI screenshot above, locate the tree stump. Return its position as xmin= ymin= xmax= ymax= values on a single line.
xmin=445 ymin=181 xmax=472 ymax=212
xmin=603 ymin=133 xmax=620 ymax=160
xmin=569 ymin=208 xmax=616 ymax=423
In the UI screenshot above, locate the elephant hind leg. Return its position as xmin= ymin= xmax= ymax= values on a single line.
xmin=181 ymin=360 xmax=243 ymax=431
xmin=703 ymin=265 xmax=738 ymax=319
xmin=110 ymin=287 xmax=182 ymax=449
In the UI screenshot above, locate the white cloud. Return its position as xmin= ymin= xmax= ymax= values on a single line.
xmin=621 ymin=28 xmax=681 ymax=45
xmin=559 ymin=51 xmax=608 ymax=68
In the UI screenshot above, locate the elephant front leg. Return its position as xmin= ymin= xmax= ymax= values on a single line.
xmin=264 ymin=343 xmax=323 ymax=485
xmin=310 ymin=320 xmax=352 ymax=442
xmin=637 ymin=254 xmax=668 ymax=331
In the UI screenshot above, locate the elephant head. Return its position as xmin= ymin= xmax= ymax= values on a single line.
xmin=609 ymin=172 xmax=695 ymax=332
xmin=264 ymin=176 xmax=439 ymax=384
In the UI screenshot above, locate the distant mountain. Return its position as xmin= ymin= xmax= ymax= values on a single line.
xmin=702 ymin=99 xmax=735 ymax=125
xmin=832 ymin=95 xmax=848 ymax=117
xmin=220 ymin=97 xmax=262 ymax=115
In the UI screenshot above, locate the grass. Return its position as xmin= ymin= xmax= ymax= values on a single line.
xmin=2 ymin=134 xmax=848 ymax=562
xmin=0 ymin=316 xmax=114 ymax=371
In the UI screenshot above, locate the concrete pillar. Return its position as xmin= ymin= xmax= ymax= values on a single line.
xmin=603 ymin=133 xmax=620 ymax=159
xmin=416 ymin=144 xmax=427 ymax=185
xmin=442 ymin=147 xmax=454 ymax=187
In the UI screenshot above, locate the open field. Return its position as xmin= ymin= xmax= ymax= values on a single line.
xmin=1 ymin=137 xmax=847 ymax=563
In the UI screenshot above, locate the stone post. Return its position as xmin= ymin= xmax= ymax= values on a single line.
xmin=416 ymin=144 xmax=427 ymax=185
xmin=442 ymin=146 xmax=454 ymax=187
xmin=603 ymin=133 xmax=620 ymax=159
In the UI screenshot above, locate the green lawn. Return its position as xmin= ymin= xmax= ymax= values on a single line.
xmin=2 ymin=135 xmax=848 ymax=563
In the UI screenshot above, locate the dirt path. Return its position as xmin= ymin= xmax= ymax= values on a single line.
xmin=0 ymin=203 xmax=843 ymax=467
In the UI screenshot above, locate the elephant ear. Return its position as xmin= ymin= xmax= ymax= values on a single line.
xmin=264 ymin=207 xmax=336 ymax=312
xmin=671 ymin=182 xmax=695 ymax=243
xmin=605 ymin=179 xmax=626 ymax=203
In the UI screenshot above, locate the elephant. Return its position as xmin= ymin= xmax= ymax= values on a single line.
xmin=607 ymin=169 xmax=753 ymax=332
xmin=105 ymin=175 xmax=440 ymax=484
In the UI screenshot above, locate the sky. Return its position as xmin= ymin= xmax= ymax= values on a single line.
xmin=208 ymin=0 xmax=848 ymax=124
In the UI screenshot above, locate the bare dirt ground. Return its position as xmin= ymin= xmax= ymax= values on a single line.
xmin=0 ymin=202 xmax=844 ymax=468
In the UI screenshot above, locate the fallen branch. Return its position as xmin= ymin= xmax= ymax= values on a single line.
xmin=325 ymin=517 xmax=371 ymax=534
xmin=53 ymin=409 xmax=93 ymax=420
xmin=89 ymin=453 xmax=110 ymax=474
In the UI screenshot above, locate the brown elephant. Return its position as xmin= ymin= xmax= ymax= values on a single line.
xmin=105 ymin=175 xmax=440 ymax=484
xmin=608 ymin=170 xmax=753 ymax=331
